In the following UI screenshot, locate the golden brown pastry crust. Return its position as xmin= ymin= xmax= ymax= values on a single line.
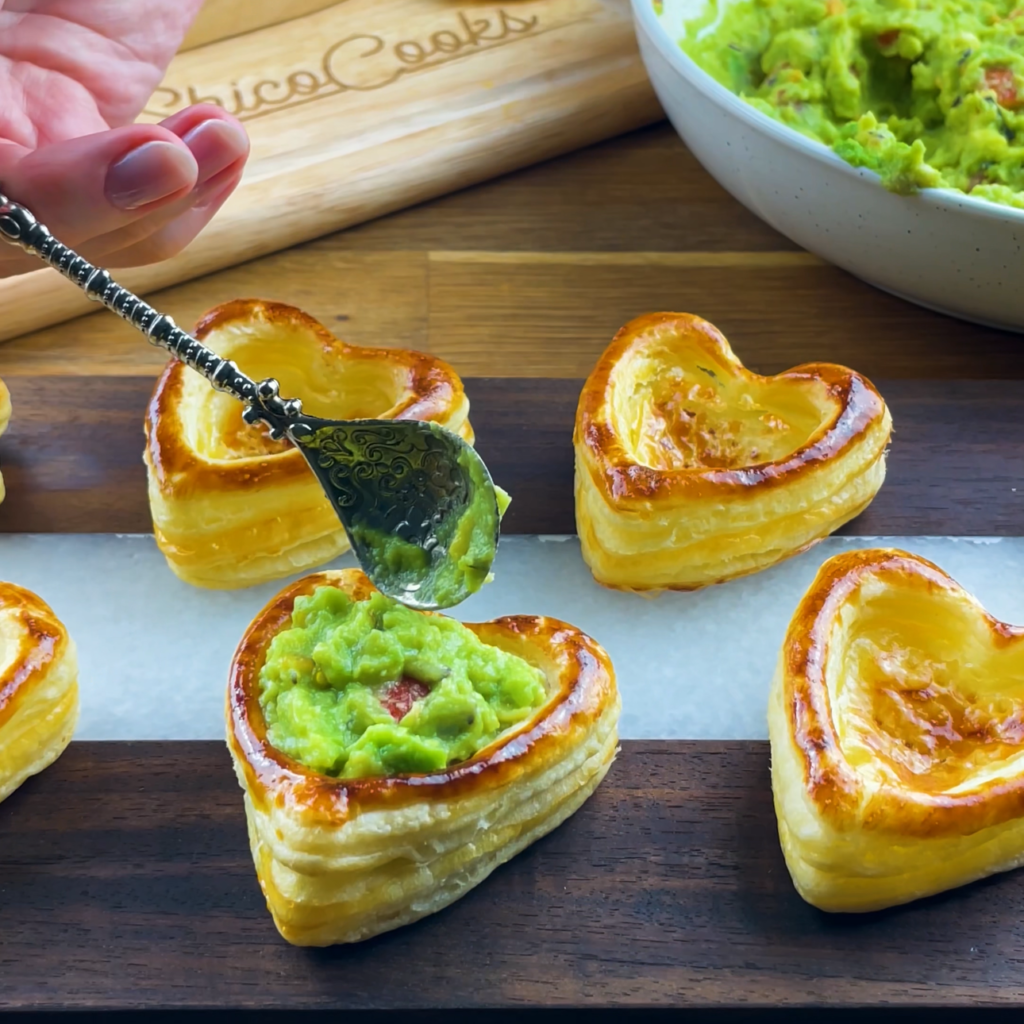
xmin=0 ymin=376 xmax=10 ymax=505
xmin=0 ymin=582 xmax=79 ymax=803
xmin=145 ymin=299 xmax=474 ymax=589
xmin=574 ymin=313 xmax=892 ymax=591
xmin=770 ymin=548 xmax=1024 ymax=912
xmin=227 ymin=568 xmax=620 ymax=946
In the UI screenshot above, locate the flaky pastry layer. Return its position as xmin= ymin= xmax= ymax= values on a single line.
xmin=574 ymin=314 xmax=892 ymax=591
xmin=227 ymin=569 xmax=620 ymax=946
xmin=145 ymin=300 xmax=473 ymax=590
xmin=0 ymin=377 xmax=10 ymax=505
xmin=770 ymin=549 xmax=1024 ymax=912
xmin=0 ymin=582 xmax=79 ymax=804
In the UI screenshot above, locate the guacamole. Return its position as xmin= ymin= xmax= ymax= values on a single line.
xmin=351 ymin=440 xmax=511 ymax=610
xmin=259 ymin=585 xmax=547 ymax=779
xmin=682 ymin=0 xmax=1024 ymax=206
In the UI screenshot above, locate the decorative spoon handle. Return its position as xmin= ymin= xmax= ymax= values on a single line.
xmin=0 ymin=193 xmax=503 ymax=610
xmin=0 ymin=194 xmax=299 ymax=438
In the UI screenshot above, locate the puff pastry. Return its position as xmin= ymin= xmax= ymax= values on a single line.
xmin=0 ymin=376 xmax=9 ymax=505
xmin=145 ymin=300 xmax=474 ymax=589
xmin=770 ymin=548 xmax=1024 ymax=912
xmin=574 ymin=313 xmax=892 ymax=591
xmin=227 ymin=568 xmax=620 ymax=946
xmin=0 ymin=583 xmax=79 ymax=803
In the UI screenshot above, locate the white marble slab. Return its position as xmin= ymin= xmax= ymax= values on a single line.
xmin=1 ymin=534 xmax=1021 ymax=741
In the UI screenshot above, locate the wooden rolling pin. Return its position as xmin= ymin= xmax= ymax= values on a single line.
xmin=181 ymin=0 xmax=341 ymax=51
xmin=0 ymin=0 xmax=661 ymax=344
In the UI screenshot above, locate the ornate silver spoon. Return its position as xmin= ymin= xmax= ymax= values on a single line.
xmin=0 ymin=194 xmax=503 ymax=611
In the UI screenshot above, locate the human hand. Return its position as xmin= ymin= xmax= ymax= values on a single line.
xmin=0 ymin=0 xmax=249 ymax=278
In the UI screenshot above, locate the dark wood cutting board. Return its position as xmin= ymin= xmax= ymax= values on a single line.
xmin=0 ymin=374 xmax=1023 ymax=1015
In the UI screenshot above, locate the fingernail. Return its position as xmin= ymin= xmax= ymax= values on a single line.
xmin=190 ymin=175 xmax=239 ymax=214
xmin=181 ymin=119 xmax=249 ymax=184
xmin=105 ymin=141 xmax=197 ymax=210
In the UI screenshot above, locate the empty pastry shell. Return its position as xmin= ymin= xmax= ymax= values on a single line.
xmin=0 ymin=582 xmax=79 ymax=804
xmin=574 ymin=313 xmax=892 ymax=591
xmin=770 ymin=548 xmax=1024 ymax=912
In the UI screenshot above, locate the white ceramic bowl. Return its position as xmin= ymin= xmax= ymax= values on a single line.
xmin=632 ymin=0 xmax=1024 ymax=332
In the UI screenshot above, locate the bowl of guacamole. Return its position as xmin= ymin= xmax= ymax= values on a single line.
xmin=632 ymin=0 xmax=1024 ymax=331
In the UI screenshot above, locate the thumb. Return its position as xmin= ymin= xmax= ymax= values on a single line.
xmin=0 ymin=124 xmax=199 ymax=251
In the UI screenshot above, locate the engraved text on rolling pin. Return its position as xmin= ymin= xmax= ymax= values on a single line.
xmin=145 ymin=8 xmax=544 ymax=122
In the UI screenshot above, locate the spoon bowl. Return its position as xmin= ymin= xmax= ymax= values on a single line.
xmin=289 ymin=414 xmax=500 ymax=610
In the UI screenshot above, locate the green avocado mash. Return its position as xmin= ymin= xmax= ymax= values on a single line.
xmin=259 ymin=585 xmax=547 ymax=779
xmin=682 ymin=0 xmax=1024 ymax=206
xmin=351 ymin=441 xmax=511 ymax=610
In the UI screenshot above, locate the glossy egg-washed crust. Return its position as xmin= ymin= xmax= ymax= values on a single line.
xmin=574 ymin=313 xmax=892 ymax=591
xmin=227 ymin=569 xmax=621 ymax=946
xmin=0 ymin=376 xmax=10 ymax=505
xmin=0 ymin=583 xmax=79 ymax=804
xmin=144 ymin=299 xmax=473 ymax=589
xmin=770 ymin=548 xmax=1024 ymax=912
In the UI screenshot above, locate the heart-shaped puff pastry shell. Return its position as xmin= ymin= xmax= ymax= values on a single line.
xmin=145 ymin=300 xmax=473 ymax=590
xmin=227 ymin=568 xmax=620 ymax=946
xmin=0 ymin=583 xmax=78 ymax=804
xmin=0 ymin=376 xmax=10 ymax=505
xmin=574 ymin=314 xmax=892 ymax=591
xmin=770 ymin=549 xmax=1024 ymax=912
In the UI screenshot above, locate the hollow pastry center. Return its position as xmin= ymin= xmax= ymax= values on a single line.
xmin=186 ymin=325 xmax=412 ymax=462
xmin=611 ymin=348 xmax=826 ymax=471
xmin=831 ymin=592 xmax=1024 ymax=793
xmin=218 ymin=404 xmax=292 ymax=457
xmin=258 ymin=586 xmax=548 ymax=779
xmin=0 ymin=622 xmax=17 ymax=691
xmin=0 ymin=611 xmax=42 ymax=708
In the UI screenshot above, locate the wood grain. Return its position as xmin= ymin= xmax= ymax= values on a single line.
xmin=0 ymin=251 xmax=431 ymax=378
xmin=3 ymin=740 xmax=1024 ymax=1011
xmin=181 ymin=0 xmax=341 ymax=50
xmin=424 ymin=255 xmax=1024 ymax=380
xmin=5 ymin=250 xmax=1023 ymax=380
xmin=4 ymin=125 xmax=1023 ymax=381
xmin=327 ymin=123 xmax=800 ymax=254
xmin=0 ymin=377 xmax=1020 ymax=536
xmin=0 ymin=0 xmax=660 ymax=343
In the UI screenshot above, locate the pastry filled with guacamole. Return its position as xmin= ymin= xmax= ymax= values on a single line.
xmin=227 ymin=568 xmax=620 ymax=946
xmin=682 ymin=0 xmax=1024 ymax=207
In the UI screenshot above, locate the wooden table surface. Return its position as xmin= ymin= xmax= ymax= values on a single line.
xmin=2 ymin=122 xmax=1024 ymax=1017
xmin=5 ymin=123 xmax=1024 ymax=382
